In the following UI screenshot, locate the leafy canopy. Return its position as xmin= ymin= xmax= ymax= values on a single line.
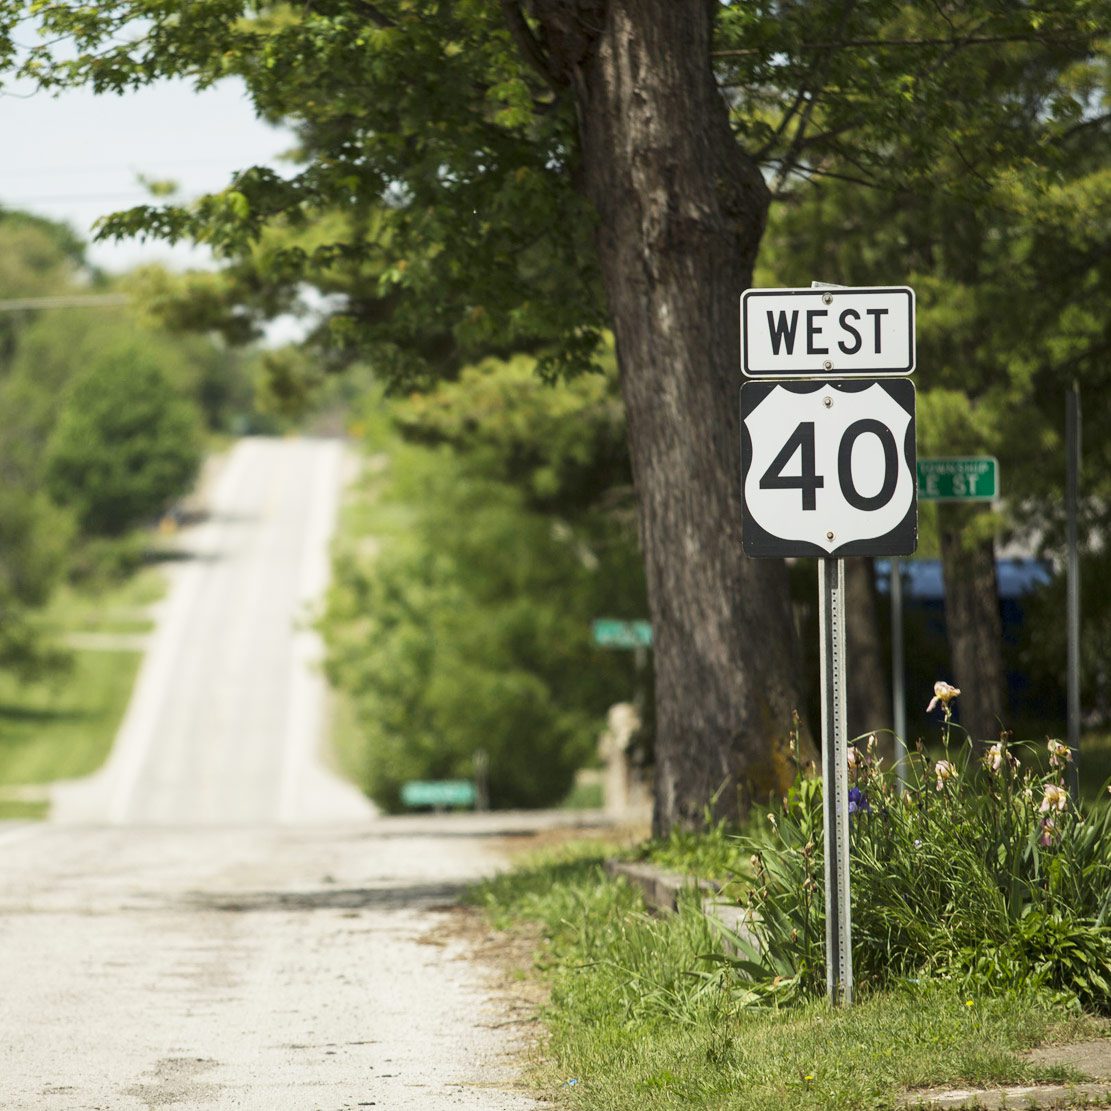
xmin=4 ymin=2 xmax=1106 ymax=387
xmin=322 ymin=355 xmax=645 ymax=810
xmin=45 ymin=349 xmax=203 ymax=537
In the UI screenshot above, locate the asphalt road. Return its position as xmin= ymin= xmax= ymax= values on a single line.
xmin=54 ymin=436 xmax=372 ymax=825
xmin=1 ymin=437 xmax=546 ymax=1110
xmin=0 ymin=821 xmax=540 ymax=1111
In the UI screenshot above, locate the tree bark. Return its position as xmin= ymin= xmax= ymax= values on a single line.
xmin=939 ymin=507 xmax=1007 ymax=744
xmin=844 ymin=557 xmax=892 ymax=745
xmin=527 ymin=0 xmax=812 ymax=832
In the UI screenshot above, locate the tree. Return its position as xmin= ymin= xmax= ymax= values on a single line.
xmin=757 ymin=21 xmax=1111 ymax=742
xmin=0 ymin=209 xmax=92 ymax=363
xmin=45 ymin=349 xmax=203 ymax=536
xmin=322 ymin=355 xmax=647 ymax=809
xmin=6 ymin=2 xmax=1107 ymax=829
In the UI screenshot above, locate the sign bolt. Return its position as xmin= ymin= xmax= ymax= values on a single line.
xmin=826 ymin=531 xmax=835 ymax=541
xmin=823 ymin=396 xmax=833 ymax=408
xmin=823 ymin=360 xmax=833 ymax=371
xmin=822 ymin=292 xmax=833 ymax=305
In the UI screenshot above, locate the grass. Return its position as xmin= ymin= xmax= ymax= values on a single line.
xmin=473 ymin=843 xmax=1108 ymax=1110
xmin=559 ymin=779 xmax=604 ymax=810
xmin=0 ymin=651 xmax=143 ymax=790
xmin=0 ymin=566 xmax=164 ymax=820
xmin=41 ymin=565 xmax=164 ymax=637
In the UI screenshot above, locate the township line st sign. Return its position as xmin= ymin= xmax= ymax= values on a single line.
xmin=741 ymin=286 xmax=915 ymax=377
xmin=918 ymin=456 xmax=999 ymax=501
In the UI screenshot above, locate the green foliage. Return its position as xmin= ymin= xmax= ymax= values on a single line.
xmin=0 ymin=486 xmax=73 ymax=679
xmin=474 ymin=844 xmax=1101 ymax=1110
xmin=393 ymin=349 xmax=631 ymax=514
xmin=0 ymin=209 xmax=259 ymax=678
xmin=638 ymin=811 xmax=750 ymax=887
xmin=733 ymin=730 xmax=1111 ymax=1011
xmin=6 ymin=2 xmax=1107 ymax=393
xmin=321 ymin=356 xmax=644 ymax=811
xmin=756 ymin=20 xmax=1111 ymax=559
xmin=45 ymin=349 xmax=203 ymax=537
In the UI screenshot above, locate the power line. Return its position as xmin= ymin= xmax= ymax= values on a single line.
xmin=0 ymin=293 xmax=129 ymax=312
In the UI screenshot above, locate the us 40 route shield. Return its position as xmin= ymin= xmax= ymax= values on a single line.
xmin=741 ymin=378 xmax=917 ymax=558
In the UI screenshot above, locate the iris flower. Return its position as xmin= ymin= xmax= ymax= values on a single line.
xmin=926 ymin=681 xmax=961 ymax=713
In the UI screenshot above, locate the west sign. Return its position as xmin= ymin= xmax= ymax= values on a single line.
xmin=741 ymin=286 xmax=915 ymax=377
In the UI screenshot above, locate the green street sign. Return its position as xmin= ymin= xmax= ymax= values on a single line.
xmin=918 ymin=457 xmax=999 ymax=501
xmin=592 ymin=618 xmax=653 ymax=649
xmin=400 ymin=780 xmax=476 ymax=808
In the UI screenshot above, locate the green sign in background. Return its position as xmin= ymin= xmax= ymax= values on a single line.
xmin=592 ymin=619 xmax=653 ymax=649
xmin=400 ymin=780 xmax=476 ymax=808
xmin=918 ymin=457 xmax=999 ymax=501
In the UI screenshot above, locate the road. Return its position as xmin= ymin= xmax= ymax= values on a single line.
xmin=54 ymin=436 xmax=371 ymax=825
xmin=0 ymin=820 xmax=540 ymax=1110
xmin=0 ymin=437 xmax=545 ymax=1110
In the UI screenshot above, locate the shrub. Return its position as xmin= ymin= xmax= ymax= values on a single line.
xmin=730 ymin=704 xmax=1111 ymax=1011
xmin=45 ymin=350 xmax=202 ymax=537
xmin=321 ymin=447 xmax=642 ymax=811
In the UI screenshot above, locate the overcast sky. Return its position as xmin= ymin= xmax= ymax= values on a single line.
xmin=1 ymin=76 xmax=294 ymax=274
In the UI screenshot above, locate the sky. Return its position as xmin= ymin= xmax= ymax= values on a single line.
xmin=0 ymin=77 xmax=295 ymax=274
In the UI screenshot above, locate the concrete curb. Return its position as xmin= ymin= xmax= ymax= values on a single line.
xmin=899 ymin=1080 xmax=1111 ymax=1108
xmin=604 ymin=859 xmax=762 ymax=953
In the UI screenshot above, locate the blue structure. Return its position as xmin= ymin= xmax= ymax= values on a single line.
xmin=874 ymin=558 xmax=1057 ymax=728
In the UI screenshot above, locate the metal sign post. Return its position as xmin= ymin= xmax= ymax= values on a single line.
xmin=819 ymin=557 xmax=853 ymax=1004
xmin=1066 ymin=385 xmax=1082 ymax=800
xmin=890 ymin=557 xmax=908 ymax=789
xmin=740 ymin=279 xmax=918 ymax=1008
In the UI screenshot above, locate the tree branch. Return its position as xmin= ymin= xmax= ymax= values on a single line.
xmin=351 ymin=0 xmax=397 ymax=30
xmin=500 ymin=0 xmax=564 ymax=91
xmin=713 ymin=32 xmax=1094 ymax=58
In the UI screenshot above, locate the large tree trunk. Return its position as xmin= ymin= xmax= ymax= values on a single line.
xmin=528 ymin=0 xmax=812 ymax=832
xmin=939 ymin=507 xmax=1007 ymax=744
xmin=844 ymin=557 xmax=892 ymax=745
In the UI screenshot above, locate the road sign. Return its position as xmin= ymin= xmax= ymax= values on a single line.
xmin=741 ymin=378 xmax=918 ymax=557
xmin=592 ymin=619 xmax=653 ymax=649
xmin=741 ymin=286 xmax=915 ymax=377
xmin=917 ymin=456 xmax=999 ymax=501
xmin=400 ymin=780 xmax=476 ymax=808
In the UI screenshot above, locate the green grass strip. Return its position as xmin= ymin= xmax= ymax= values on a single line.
xmin=474 ymin=844 xmax=1105 ymax=1110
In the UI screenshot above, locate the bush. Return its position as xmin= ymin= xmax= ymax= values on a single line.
xmin=45 ymin=350 xmax=202 ymax=536
xmin=322 ymin=447 xmax=643 ymax=811
xmin=731 ymin=710 xmax=1111 ymax=1011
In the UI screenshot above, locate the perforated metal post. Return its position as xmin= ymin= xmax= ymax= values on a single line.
xmin=1066 ymin=384 xmax=1082 ymax=801
xmin=819 ymin=557 xmax=853 ymax=1005
xmin=891 ymin=557 xmax=908 ymax=791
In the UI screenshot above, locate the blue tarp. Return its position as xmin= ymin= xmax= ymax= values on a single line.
xmin=874 ymin=558 xmax=1052 ymax=601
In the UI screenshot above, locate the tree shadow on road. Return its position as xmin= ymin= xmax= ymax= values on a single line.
xmin=188 ymin=880 xmax=468 ymax=913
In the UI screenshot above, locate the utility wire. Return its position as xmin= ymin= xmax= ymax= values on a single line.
xmin=0 ymin=293 xmax=129 ymax=312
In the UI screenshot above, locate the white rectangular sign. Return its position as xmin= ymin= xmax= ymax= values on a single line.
xmin=741 ymin=286 xmax=915 ymax=377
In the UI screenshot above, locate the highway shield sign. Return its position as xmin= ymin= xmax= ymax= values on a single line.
xmin=741 ymin=378 xmax=918 ymax=557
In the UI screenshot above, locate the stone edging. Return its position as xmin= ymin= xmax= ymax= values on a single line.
xmin=603 ymin=859 xmax=761 ymax=952
xmin=899 ymin=1080 xmax=1111 ymax=1108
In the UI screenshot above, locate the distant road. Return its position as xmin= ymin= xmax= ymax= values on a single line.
xmin=53 ymin=436 xmax=373 ymax=825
